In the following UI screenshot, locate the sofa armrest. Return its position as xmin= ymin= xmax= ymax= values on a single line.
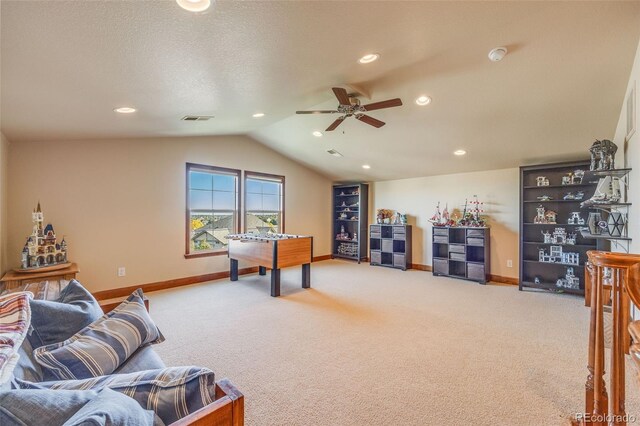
xmin=170 ymin=379 xmax=244 ymax=426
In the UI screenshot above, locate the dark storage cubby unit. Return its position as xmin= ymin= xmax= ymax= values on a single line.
xmin=332 ymin=183 xmax=369 ymax=262
xmin=432 ymin=227 xmax=490 ymax=284
xmin=370 ymin=224 xmax=412 ymax=270
xmin=519 ymin=161 xmax=600 ymax=295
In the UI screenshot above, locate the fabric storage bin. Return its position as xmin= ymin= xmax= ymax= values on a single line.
xmin=433 ymin=259 xmax=448 ymax=275
xmin=433 ymin=236 xmax=448 ymax=244
xmin=450 ymin=252 xmax=465 ymax=261
xmin=393 ymin=232 xmax=406 ymax=241
xmin=393 ymin=254 xmax=405 ymax=267
xmin=433 ymin=228 xmax=448 ymax=236
xmin=393 ymin=226 xmax=405 ymax=234
xmin=370 ymin=251 xmax=381 ymax=264
xmin=467 ymin=237 xmax=484 ymax=246
xmin=467 ymin=229 xmax=484 ymax=237
xmin=467 ymin=263 xmax=485 ymax=281
xmin=381 ymin=239 xmax=393 ymax=252
xmin=370 ymin=225 xmax=381 ymax=233
xmin=449 ymin=244 xmax=465 ymax=254
xmin=371 ymin=232 xmax=381 ymax=239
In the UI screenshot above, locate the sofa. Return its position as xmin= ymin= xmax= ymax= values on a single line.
xmin=0 ymin=280 xmax=244 ymax=426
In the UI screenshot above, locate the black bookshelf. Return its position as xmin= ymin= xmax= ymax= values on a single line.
xmin=432 ymin=227 xmax=490 ymax=284
xmin=519 ymin=161 xmax=599 ymax=295
xmin=370 ymin=224 xmax=412 ymax=270
xmin=332 ymin=183 xmax=369 ymax=263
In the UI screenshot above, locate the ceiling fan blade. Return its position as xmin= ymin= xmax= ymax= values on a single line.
xmin=295 ymin=110 xmax=338 ymax=114
xmin=356 ymin=114 xmax=385 ymax=128
xmin=332 ymin=87 xmax=351 ymax=106
xmin=326 ymin=116 xmax=346 ymax=131
xmin=362 ymin=98 xmax=403 ymax=112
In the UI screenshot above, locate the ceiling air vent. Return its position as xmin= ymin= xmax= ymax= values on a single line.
xmin=181 ymin=115 xmax=214 ymax=121
xmin=327 ymin=149 xmax=343 ymax=157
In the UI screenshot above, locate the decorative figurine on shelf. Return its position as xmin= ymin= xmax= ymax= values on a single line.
xmin=20 ymin=202 xmax=69 ymax=270
xmin=562 ymin=175 xmax=572 ymax=186
xmin=376 ymin=209 xmax=394 ymax=224
xmin=336 ymin=225 xmax=350 ymax=241
xmin=581 ymin=176 xmax=622 ymax=206
xmin=566 ymin=232 xmax=577 ymax=245
xmin=542 ymin=230 xmax=552 ymax=244
xmin=339 ymin=212 xmax=347 ymax=219
xmin=607 ymin=212 xmax=627 ymax=238
xmin=399 ymin=213 xmax=407 ymax=225
xmin=537 ymin=195 xmax=553 ymax=201
xmin=567 ymin=212 xmax=585 ymax=225
xmin=573 ymin=170 xmax=585 ymax=184
xmin=534 ymin=277 xmax=542 ymax=285
xmin=340 ymin=191 xmax=345 ymax=196
xmin=563 ymin=191 xmax=585 ymax=200
xmin=341 ymin=201 xmax=347 ymax=207
xmin=557 ymin=267 xmax=580 ymax=290
xmin=534 ymin=205 xmax=557 ymax=224
xmin=539 ymin=245 xmax=579 ymax=265
xmin=457 ymin=196 xmax=487 ymax=227
xmin=543 ymin=227 xmax=574 ymax=244
xmin=536 ymin=176 xmax=550 ymax=187
xmin=589 ymin=139 xmax=617 ymax=171
xmin=352 ymin=232 xmax=357 ymax=241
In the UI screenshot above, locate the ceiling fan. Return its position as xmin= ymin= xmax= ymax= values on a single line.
xmin=296 ymin=87 xmax=403 ymax=131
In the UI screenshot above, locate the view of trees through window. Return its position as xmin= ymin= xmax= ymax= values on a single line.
xmin=245 ymin=175 xmax=283 ymax=234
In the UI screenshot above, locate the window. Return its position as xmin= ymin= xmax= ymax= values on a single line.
xmin=244 ymin=172 xmax=284 ymax=234
xmin=186 ymin=163 xmax=241 ymax=257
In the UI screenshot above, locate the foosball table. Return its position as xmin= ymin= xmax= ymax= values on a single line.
xmin=226 ymin=234 xmax=313 ymax=297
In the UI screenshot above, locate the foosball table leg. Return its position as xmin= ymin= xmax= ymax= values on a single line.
xmin=302 ymin=263 xmax=311 ymax=289
xmin=230 ymin=259 xmax=239 ymax=281
xmin=271 ymin=269 xmax=281 ymax=297
xmin=259 ymin=266 xmax=267 ymax=276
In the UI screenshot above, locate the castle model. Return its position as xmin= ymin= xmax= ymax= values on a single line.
xmin=20 ymin=202 xmax=68 ymax=269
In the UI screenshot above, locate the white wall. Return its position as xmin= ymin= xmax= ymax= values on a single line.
xmin=371 ymin=168 xmax=519 ymax=278
xmin=0 ymin=132 xmax=9 ymax=275
xmin=7 ymin=135 xmax=332 ymax=292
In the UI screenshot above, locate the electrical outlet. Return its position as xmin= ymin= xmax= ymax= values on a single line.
xmin=117 ymin=267 xmax=126 ymax=277
xmin=507 ymin=260 xmax=513 ymax=268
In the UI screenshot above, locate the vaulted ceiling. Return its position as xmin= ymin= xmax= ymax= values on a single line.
xmin=2 ymin=1 xmax=640 ymax=181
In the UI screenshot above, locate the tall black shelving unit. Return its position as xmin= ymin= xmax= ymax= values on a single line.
xmin=519 ymin=160 xmax=600 ymax=295
xmin=332 ymin=183 xmax=368 ymax=263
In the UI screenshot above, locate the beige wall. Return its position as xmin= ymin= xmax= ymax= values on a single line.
xmin=371 ymin=168 xmax=519 ymax=279
xmin=7 ymin=135 xmax=332 ymax=292
xmin=0 ymin=132 xmax=9 ymax=275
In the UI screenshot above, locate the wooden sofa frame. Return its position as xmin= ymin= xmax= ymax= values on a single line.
xmin=99 ymin=299 xmax=244 ymax=426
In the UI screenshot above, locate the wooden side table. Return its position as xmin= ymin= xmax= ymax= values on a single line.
xmin=0 ymin=263 xmax=79 ymax=291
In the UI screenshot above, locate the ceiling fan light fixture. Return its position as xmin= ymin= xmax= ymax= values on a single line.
xmin=176 ymin=0 xmax=212 ymax=12
xmin=252 ymin=112 xmax=265 ymax=118
xmin=415 ymin=96 xmax=432 ymax=106
xmin=454 ymin=149 xmax=467 ymax=156
xmin=312 ymin=131 xmax=323 ymax=137
xmin=358 ymin=53 xmax=380 ymax=64
xmin=114 ymin=107 xmax=136 ymax=114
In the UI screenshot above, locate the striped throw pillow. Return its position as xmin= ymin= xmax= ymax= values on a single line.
xmin=15 ymin=366 xmax=215 ymax=425
xmin=34 ymin=289 xmax=164 ymax=381
xmin=0 ymin=292 xmax=32 ymax=386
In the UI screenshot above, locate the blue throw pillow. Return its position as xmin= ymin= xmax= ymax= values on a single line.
xmin=63 ymin=388 xmax=158 ymax=426
xmin=16 ymin=366 xmax=215 ymax=425
xmin=34 ymin=289 xmax=164 ymax=381
xmin=0 ymin=389 xmax=98 ymax=425
xmin=28 ymin=280 xmax=103 ymax=349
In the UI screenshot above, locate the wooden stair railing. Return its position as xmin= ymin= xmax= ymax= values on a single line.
xmin=575 ymin=251 xmax=640 ymax=426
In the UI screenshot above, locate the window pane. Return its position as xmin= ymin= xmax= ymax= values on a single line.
xmin=213 ymin=174 xmax=235 ymax=192
xmin=262 ymin=181 xmax=279 ymax=195
xmin=189 ymin=172 xmax=213 ymax=190
xmin=246 ymin=193 xmax=262 ymax=211
xmin=246 ymin=212 xmax=280 ymax=233
xmin=213 ymin=191 xmax=236 ymax=210
xmin=246 ymin=179 xmax=262 ymax=194
xmin=262 ymin=194 xmax=279 ymax=211
xmin=189 ymin=190 xmax=212 ymax=210
xmin=190 ymin=212 xmax=233 ymax=252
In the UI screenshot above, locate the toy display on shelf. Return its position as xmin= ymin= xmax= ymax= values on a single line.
xmin=337 ymin=242 xmax=358 ymax=257
xmin=20 ymin=202 xmax=69 ymax=270
xmin=589 ymin=139 xmax=617 ymax=171
xmin=537 ymin=195 xmax=553 ymax=201
xmin=428 ymin=202 xmax=455 ymax=227
xmin=563 ymin=191 xmax=584 ymax=200
xmin=429 ymin=196 xmax=487 ymax=228
xmin=561 ymin=170 xmax=584 ymax=185
xmin=580 ymin=175 xmax=623 ymax=206
xmin=536 ymin=176 xmax=549 ymax=186
xmin=541 ymin=228 xmax=576 ymax=245
xmin=533 ymin=205 xmax=557 ymax=224
xmin=557 ymin=267 xmax=580 ymax=290
xmin=376 ymin=208 xmax=395 ymax=224
xmin=538 ymin=246 xmax=580 ymax=265
xmin=567 ymin=212 xmax=585 ymax=225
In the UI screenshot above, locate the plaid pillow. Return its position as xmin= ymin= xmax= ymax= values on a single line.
xmin=15 ymin=367 xmax=215 ymax=425
xmin=34 ymin=289 xmax=164 ymax=381
xmin=0 ymin=292 xmax=32 ymax=386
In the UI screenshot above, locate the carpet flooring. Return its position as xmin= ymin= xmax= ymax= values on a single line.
xmin=148 ymin=260 xmax=640 ymax=425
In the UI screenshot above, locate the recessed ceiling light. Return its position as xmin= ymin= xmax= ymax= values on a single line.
xmin=415 ymin=96 xmax=432 ymax=106
xmin=176 ymin=0 xmax=211 ymax=12
xmin=362 ymin=165 xmax=371 ymax=169
xmin=454 ymin=149 xmax=467 ymax=156
xmin=252 ymin=113 xmax=265 ymax=118
xmin=113 ymin=107 xmax=136 ymax=114
xmin=488 ymin=47 xmax=508 ymax=62
xmin=358 ymin=53 xmax=379 ymax=64
xmin=312 ymin=131 xmax=323 ymax=137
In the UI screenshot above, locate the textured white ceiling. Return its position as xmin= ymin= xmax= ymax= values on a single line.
xmin=2 ymin=1 xmax=640 ymax=181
